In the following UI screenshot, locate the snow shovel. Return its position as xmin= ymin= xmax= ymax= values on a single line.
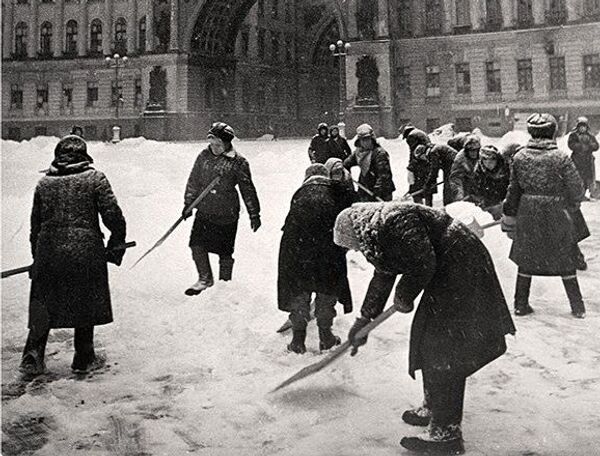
xmin=1 ymin=241 xmax=137 ymax=279
xmin=130 ymin=177 xmax=220 ymax=269
xmin=352 ymin=180 xmax=385 ymax=202
xmin=400 ymin=181 xmax=443 ymax=202
xmin=271 ymin=304 xmax=399 ymax=393
xmin=464 ymin=218 xmax=502 ymax=239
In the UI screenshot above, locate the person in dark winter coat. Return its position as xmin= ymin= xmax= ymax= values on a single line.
xmin=183 ymin=122 xmax=261 ymax=295
xmin=568 ymin=116 xmax=599 ymax=199
xmin=278 ymin=166 xmax=353 ymax=354
xmin=400 ymin=123 xmax=417 ymax=140
xmin=501 ymin=142 xmax=523 ymax=168
xmin=425 ymin=142 xmax=458 ymax=207
xmin=472 ymin=145 xmax=510 ymax=220
xmin=406 ymin=129 xmax=435 ymax=206
xmin=325 ymin=157 xmax=356 ymax=199
xmin=21 ymin=135 xmax=127 ymax=376
xmin=334 ymin=202 xmax=515 ymax=456
xmin=449 ymin=134 xmax=481 ymax=202
xmin=447 ymin=132 xmax=469 ymax=153
xmin=503 ymin=113 xmax=587 ymax=318
xmin=326 ymin=125 xmax=352 ymax=161
xmin=308 ymin=123 xmax=331 ymax=164
xmin=343 ymin=123 xmax=396 ymax=202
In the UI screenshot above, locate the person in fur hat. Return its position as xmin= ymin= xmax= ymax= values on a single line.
xmin=183 ymin=122 xmax=261 ymax=295
xmin=278 ymin=165 xmax=353 ymax=353
xmin=448 ymin=134 xmax=481 ymax=203
xmin=472 ymin=145 xmax=510 ymax=220
xmin=502 ymin=113 xmax=588 ymax=318
xmin=334 ymin=202 xmax=515 ymax=455
xmin=308 ymin=123 xmax=331 ymax=164
xmin=21 ymin=135 xmax=127 ymax=376
xmin=568 ymin=116 xmax=599 ymax=199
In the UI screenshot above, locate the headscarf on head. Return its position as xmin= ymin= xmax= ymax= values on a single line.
xmin=304 ymin=163 xmax=329 ymax=183
xmin=48 ymin=135 xmax=94 ymax=175
xmin=576 ymin=116 xmax=589 ymax=128
xmin=324 ymin=157 xmax=353 ymax=187
xmin=479 ymin=145 xmax=503 ymax=171
xmin=354 ymin=124 xmax=377 ymax=177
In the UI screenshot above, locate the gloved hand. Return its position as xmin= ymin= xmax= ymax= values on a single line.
xmin=348 ymin=316 xmax=371 ymax=356
xmin=394 ymin=295 xmax=414 ymax=313
xmin=106 ymin=237 xmax=126 ymax=266
xmin=182 ymin=207 xmax=193 ymax=220
xmin=501 ymin=215 xmax=517 ymax=240
xmin=250 ymin=216 xmax=262 ymax=232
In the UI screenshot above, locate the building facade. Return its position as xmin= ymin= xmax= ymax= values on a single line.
xmin=2 ymin=0 xmax=600 ymax=140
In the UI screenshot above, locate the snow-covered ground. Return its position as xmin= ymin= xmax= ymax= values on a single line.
xmin=2 ymin=135 xmax=600 ymax=455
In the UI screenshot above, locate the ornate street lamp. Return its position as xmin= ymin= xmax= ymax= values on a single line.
xmin=105 ymin=53 xmax=128 ymax=143
xmin=329 ymin=40 xmax=351 ymax=137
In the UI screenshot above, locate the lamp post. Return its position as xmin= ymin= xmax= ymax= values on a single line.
xmin=329 ymin=40 xmax=351 ymax=137
xmin=105 ymin=53 xmax=128 ymax=143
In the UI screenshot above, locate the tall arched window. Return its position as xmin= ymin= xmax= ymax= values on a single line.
xmin=114 ymin=17 xmax=127 ymax=54
xmin=40 ymin=21 xmax=53 ymax=56
xmin=138 ymin=17 xmax=146 ymax=52
xmin=15 ymin=22 xmax=28 ymax=58
xmin=65 ymin=20 xmax=78 ymax=55
xmin=90 ymin=19 xmax=103 ymax=55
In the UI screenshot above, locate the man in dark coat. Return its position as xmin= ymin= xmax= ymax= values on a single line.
xmin=183 ymin=122 xmax=261 ymax=295
xmin=472 ymin=145 xmax=510 ymax=220
xmin=503 ymin=113 xmax=587 ymax=318
xmin=406 ymin=129 xmax=435 ymax=206
xmin=308 ymin=123 xmax=331 ymax=164
xmin=326 ymin=125 xmax=352 ymax=161
xmin=449 ymin=134 xmax=481 ymax=203
xmin=568 ymin=116 xmax=599 ymax=199
xmin=21 ymin=135 xmax=127 ymax=376
xmin=334 ymin=202 xmax=515 ymax=455
xmin=278 ymin=165 xmax=353 ymax=354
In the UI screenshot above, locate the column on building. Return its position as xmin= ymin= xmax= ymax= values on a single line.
xmin=23 ymin=80 xmax=37 ymax=117
xmin=28 ymin=0 xmax=39 ymax=57
xmin=565 ymin=43 xmax=584 ymax=98
xmin=78 ymin=2 xmax=89 ymax=56
xmin=103 ymin=0 xmax=113 ymax=55
xmin=442 ymin=0 xmax=453 ymax=34
xmin=347 ymin=0 xmax=358 ymax=39
xmin=500 ymin=0 xmax=513 ymax=29
xmin=531 ymin=42 xmax=549 ymax=100
xmin=566 ymin=2 xmax=579 ymax=22
xmin=146 ymin=0 xmax=154 ymax=52
xmin=412 ymin=0 xmax=424 ymax=37
xmin=471 ymin=0 xmax=484 ymax=31
xmin=48 ymin=80 xmax=63 ymax=116
xmin=72 ymin=70 xmax=88 ymax=116
xmin=127 ymin=0 xmax=138 ymax=54
xmin=4 ymin=2 xmax=14 ymax=58
xmin=532 ymin=0 xmax=545 ymax=26
xmin=169 ymin=0 xmax=179 ymax=51
xmin=55 ymin=0 xmax=65 ymax=57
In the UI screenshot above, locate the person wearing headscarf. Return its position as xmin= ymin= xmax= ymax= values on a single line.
xmin=21 ymin=135 xmax=127 ymax=376
xmin=325 ymin=157 xmax=356 ymax=201
xmin=308 ymin=123 xmax=331 ymax=164
xmin=278 ymin=165 xmax=353 ymax=353
xmin=568 ymin=116 xmax=599 ymax=199
xmin=183 ymin=122 xmax=261 ymax=295
xmin=502 ymin=113 xmax=587 ymax=318
xmin=334 ymin=202 xmax=515 ymax=455
xmin=326 ymin=125 xmax=352 ymax=161
xmin=448 ymin=134 xmax=481 ymax=202
xmin=472 ymin=145 xmax=510 ymax=220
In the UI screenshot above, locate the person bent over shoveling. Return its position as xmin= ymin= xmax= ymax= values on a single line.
xmin=334 ymin=202 xmax=515 ymax=455
xmin=183 ymin=122 xmax=261 ymax=295
xmin=278 ymin=164 xmax=353 ymax=354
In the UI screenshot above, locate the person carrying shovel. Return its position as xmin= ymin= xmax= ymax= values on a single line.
xmin=334 ymin=201 xmax=515 ymax=455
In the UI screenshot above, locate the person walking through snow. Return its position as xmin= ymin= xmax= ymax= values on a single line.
xmin=308 ymin=123 xmax=331 ymax=164
xmin=568 ymin=116 xmax=599 ymax=200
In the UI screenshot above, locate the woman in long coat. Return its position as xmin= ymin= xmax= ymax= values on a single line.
xmin=334 ymin=202 xmax=515 ymax=455
xmin=22 ymin=135 xmax=127 ymax=376
xmin=278 ymin=165 xmax=353 ymax=353
xmin=503 ymin=113 xmax=587 ymax=318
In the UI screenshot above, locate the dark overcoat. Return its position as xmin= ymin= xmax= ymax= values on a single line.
xmin=349 ymin=202 xmax=515 ymax=378
xmin=278 ymin=176 xmax=353 ymax=313
xmin=29 ymin=166 xmax=126 ymax=329
xmin=327 ymin=136 xmax=352 ymax=161
xmin=448 ymin=150 xmax=479 ymax=202
xmin=309 ymin=135 xmax=331 ymax=164
xmin=407 ymin=145 xmax=435 ymax=195
xmin=473 ymin=153 xmax=510 ymax=208
xmin=568 ymin=131 xmax=599 ymax=185
xmin=503 ymin=139 xmax=585 ymax=275
xmin=425 ymin=144 xmax=457 ymax=205
xmin=343 ymin=145 xmax=396 ymax=201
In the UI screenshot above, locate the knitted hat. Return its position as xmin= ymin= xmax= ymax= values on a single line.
xmin=480 ymin=144 xmax=500 ymax=159
xmin=576 ymin=116 xmax=589 ymax=127
xmin=334 ymin=207 xmax=361 ymax=251
xmin=304 ymin=163 xmax=328 ymax=181
xmin=54 ymin=135 xmax=93 ymax=163
xmin=407 ymin=129 xmax=431 ymax=149
xmin=463 ymin=134 xmax=481 ymax=150
xmin=356 ymin=123 xmax=375 ymax=138
xmin=527 ymin=113 xmax=557 ymax=139
xmin=207 ymin=122 xmax=235 ymax=143
xmin=317 ymin=122 xmax=329 ymax=132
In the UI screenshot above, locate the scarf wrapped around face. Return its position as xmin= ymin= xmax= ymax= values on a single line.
xmin=48 ymin=135 xmax=94 ymax=176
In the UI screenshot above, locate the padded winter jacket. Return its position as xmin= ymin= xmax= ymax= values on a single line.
xmin=343 ymin=145 xmax=396 ymax=201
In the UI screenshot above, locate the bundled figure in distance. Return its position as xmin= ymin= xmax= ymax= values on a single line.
xmin=334 ymin=202 xmax=515 ymax=455
xmin=183 ymin=122 xmax=261 ymax=296
xmin=308 ymin=123 xmax=331 ymax=164
xmin=502 ymin=113 xmax=587 ymax=318
xmin=326 ymin=125 xmax=352 ymax=161
xmin=21 ymin=135 xmax=127 ymax=376
xmin=448 ymin=134 xmax=481 ymax=203
xmin=472 ymin=145 xmax=510 ymax=220
xmin=406 ymin=129 xmax=435 ymax=206
xmin=568 ymin=116 xmax=599 ymax=200
xmin=278 ymin=164 xmax=353 ymax=354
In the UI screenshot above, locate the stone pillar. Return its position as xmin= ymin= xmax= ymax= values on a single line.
xmin=127 ymin=0 xmax=138 ymax=54
xmin=442 ymin=0 xmax=452 ymax=34
xmin=532 ymin=0 xmax=545 ymax=26
xmin=4 ymin=2 xmax=14 ymax=58
xmin=501 ymin=0 xmax=513 ymax=28
xmin=29 ymin=0 xmax=39 ymax=58
xmin=48 ymin=80 xmax=63 ymax=116
xmin=78 ymin=2 xmax=88 ymax=56
xmin=169 ymin=0 xmax=178 ymax=51
xmin=103 ymin=0 xmax=113 ymax=56
xmin=55 ymin=0 xmax=65 ymax=57
xmin=23 ymin=80 xmax=37 ymax=116
xmin=471 ymin=0 xmax=484 ymax=31
xmin=146 ymin=0 xmax=154 ymax=52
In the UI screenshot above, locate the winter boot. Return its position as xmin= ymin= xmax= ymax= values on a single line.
xmin=219 ymin=255 xmax=235 ymax=281
xmin=19 ymin=329 xmax=49 ymax=377
xmin=402 ymin=406 xmax=432 ymax=427
xmin=562 ymin=276 xmax=586 ymax=319
xmin=400 ymin=436 xmax=465 ymax=455
xmin=287 ymin=330 xmax=307 ymax=354
xmin=318 ymin=327 xmax=341 ymax=351
xmin=514 ymin=273 xmax=534 ymax=316
xmin=186 ymin=247 xmax=214 ymax=295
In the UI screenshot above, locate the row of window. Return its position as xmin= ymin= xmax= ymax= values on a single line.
xmin=9 ymin=79 xmax=143 ymax=111
xmin=249 ymin=28 xmax=295 ymax=63
xmin=396 ymin=54 xmax=600 ymax=98
xmin=12 ymin=17 xmax=146 ymax=58
xmin=256 ymin=0 xmax=295 ymax=23
xmin=392 ymin=0 xmax=600 ymax=38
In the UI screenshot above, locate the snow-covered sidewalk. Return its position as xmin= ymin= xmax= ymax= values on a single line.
xmin=2 ymin=137 xmax=599 ymax=455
